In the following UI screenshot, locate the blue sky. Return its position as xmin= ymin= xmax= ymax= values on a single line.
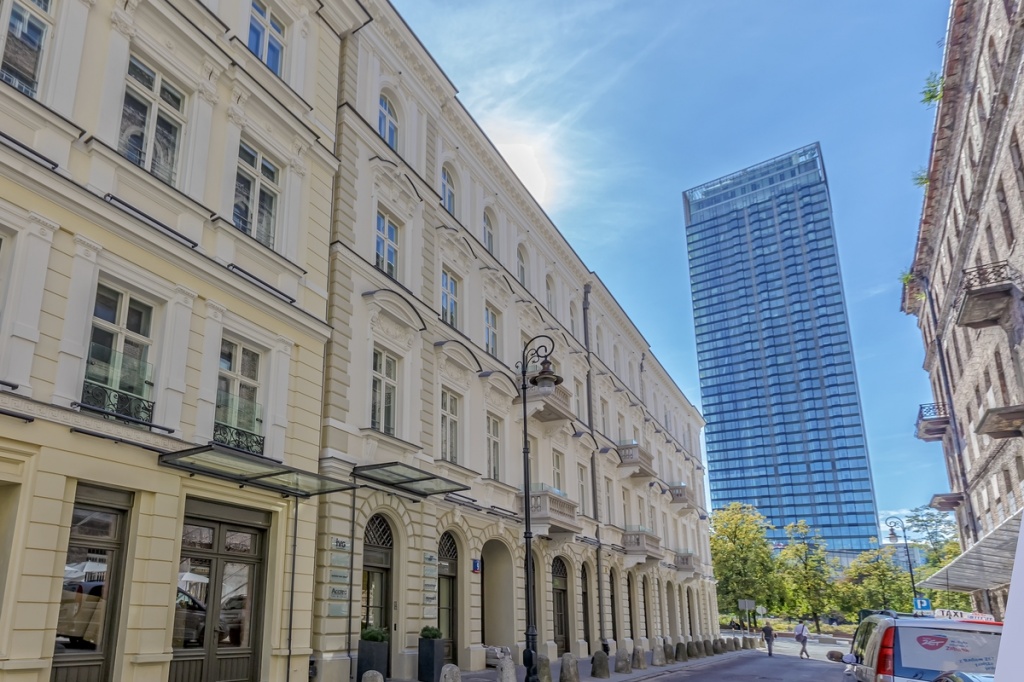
xmin=389 ymin=1 xmax=951 ymax=524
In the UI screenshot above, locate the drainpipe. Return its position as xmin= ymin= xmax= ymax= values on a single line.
xmin=920 ymin=275 xmax=991 ymax=614
xmin=582 ymin=283 xmax=608 ymax=653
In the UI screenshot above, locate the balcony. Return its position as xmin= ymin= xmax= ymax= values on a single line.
xmin=617 ymin=440 xmax=656 ymax=478
xmin=915 ymin=403 xmax=950 ymax=441
xmin=930 ymin=492 xmax=965 ymax=512
xmin=80 ymin=344 xmax=155 ymax=424
xmin=673 ymin=549 xmax=696 ymax=573
xmin=514 ymin=382 xmax=575 ymax=422
xmin=214 ymin=390 xmax=265 ymax=455
xmin=668 ymin=484 xmax=697 ymax=510
xmin=975 ymin=405 xmax=1024 ymax=439
xmin=516 ymin=483 xmax=582 ymax=535
xmin=622 ymin=525 xmax=664 ymax=562
xmin=956 ymin=262 xmax=1017 ymax=328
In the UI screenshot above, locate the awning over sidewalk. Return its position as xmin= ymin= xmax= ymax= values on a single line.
xmin=919 ymin=508 xmax=1020 ymax=592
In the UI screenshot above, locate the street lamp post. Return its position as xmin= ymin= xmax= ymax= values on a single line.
xmin=518 ymin=335 xmax=562 ymax=682
xmin=885 ymin=516 xmax=918 ymax=605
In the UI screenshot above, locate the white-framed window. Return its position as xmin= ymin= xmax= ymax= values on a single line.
xmin=378 ymin=94 xmax=398 ymax=150
xmin=578 ymin=464 xmax=588 ymax=516
xmin=371 ymin=347 xmax=397 ymax=435
xmin=573 ymin=379 xmax=584 ymax=419
xmin=604 ymin=477 xmax=614 ymax=525
xmin=545 ymin=275 xmax=555 ymax=311
xmin=375 ymin=209 xmax=399 ymax=278
xmin=233 ymin=141 xmax=279 ymax=250
xmin=569 ymin=301 xmax=577 ymax=337
xmin=82 ymin=283 xmax=156 ymax=423
xmin=215 ymin=338 xmax=264 ymax=454
xmin=516 ymin=246 xmax=527 ymax=286
xmin=1 ymin=0 xmax=52 ymax=98
xmin=118 ymin=55 xmax=186 ymax=185
xmin=600 ymin=398 xmax=608 ymax=434
xmin=552 ymin=450 xmax=563 ymax=493
xmin=441 ymin=268 xmax=459 ymax=328
xmin=440 ymin=387 xmax=459 ymax=463
xmin=486 ymin=413 xmax=501 ymax=480
xmin=484 ymin=304 xmax=499 ymax=357
xmin=0 ymin=232 xmax=9 ymax=323
xmin=247 ymin=0 xmax=284 ymax=76
xmin=482 ymin=211 xmax=494 ymax=254
xmin=441 ymin=166 xmax=456 ymax=215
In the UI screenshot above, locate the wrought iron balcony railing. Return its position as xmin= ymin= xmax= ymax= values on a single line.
xmin=956 ymin=261 xmax=1017 ymax=328
xmin=214 ymin=390 xmax=264 ymax=454
xmin=80 ymin=344 xmax=155 ymax=423
xmin=915 ymin=402 xmax=950 ymax=442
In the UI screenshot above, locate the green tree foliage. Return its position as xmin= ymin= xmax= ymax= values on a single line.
xmin=917 ymin=538 xmax=973 ymax=611
xmin=904 ymin=506 xmax=957 ymax=563
xmin=777 ymin=521 xmax=837 ymax=633
xmin=912 ymin=168 xmax=930 ymax=187
xmin=709 ymin=503 xmax=782 ymax=622
xmin=836 ymin=547 xmax=914 ymax=613
xmin=921 ymin=71 xmax=944 ymax=105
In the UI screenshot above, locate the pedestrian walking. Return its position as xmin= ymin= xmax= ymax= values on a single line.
xmin=761 ymin=622 xmax=775 ymax=657
xmin=794 ymin=619 xmax=810 ymax=659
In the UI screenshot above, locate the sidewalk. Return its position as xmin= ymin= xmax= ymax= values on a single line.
xmin=406 ymin=646 xmax=759 ymax=682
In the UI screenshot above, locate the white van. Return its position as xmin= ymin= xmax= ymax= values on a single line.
xmin=827 ymin=613 xmax=1002 ymax=681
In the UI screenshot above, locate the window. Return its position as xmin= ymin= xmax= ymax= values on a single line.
xmin=484 ymin=304 xmax=499 ymax=356
xmin=82 ymin=283 xmax=155 ymax=423
xmin=118 ymin=56 xmax=185 ymax=185
xmin=54 ymin=485 xmax=132 ymax=681
xmin=486 ymin=413 xmax=501 ymax=480
xmin=0 ymin=233 xmax=9 ymax=322
xmin=482 ymin=211 xmax=494 ymax=254
xmin=441 ymin=268 xmax=459 ymax=328
xmin=569 ymin=301 xmax=577 ymax=337
xmin=552 ymin=450 xmax=563 ymax=492
xmin=233 ymin=142 xmax=279 ymax=249
xmin=578 ymin=464 xmax=588 ymax=516
xmin=441 ymin=166 xmax=456 ymax=215
xmin=371 ymin=348 xmax=397 ymax=435
xmin=1 ymin=0 xmax=51 ymax=98
xmin=996 ymin=179 xmax=1016 ymax=247
xmin=440 ymin=388 xmax=458 ymax=463
xmin=375 ymin=210 xmax=399 ymax=278
xmin=604 ymin=477 xmax=614 ymax=525
xmin=215 ymin=338 xmax=264 ymax=454
xmin=573 ymin=379 xmax=584 ymax=419
xmin=378 ymin=94 xmax=398 ymax=150
xmin=516 ymin=245 xmax=527 ymax=285
xmin=600 ymin=398 xmax=609 ymax=434
xmin=248 ymin=0 xmax=284 ymax=76
xmin=545 ymin=275 xmax=555 ymax=311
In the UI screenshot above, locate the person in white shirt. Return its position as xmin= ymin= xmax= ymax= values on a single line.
xmin=794 ymin=620 xmax=810 ymax=659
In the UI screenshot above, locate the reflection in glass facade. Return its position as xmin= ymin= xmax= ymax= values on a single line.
xmin=683 ymin=143 xmax=879 ymax=554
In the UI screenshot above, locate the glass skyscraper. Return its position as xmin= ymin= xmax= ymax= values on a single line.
xmin=683 ymin=143 xmax=879 ymax=554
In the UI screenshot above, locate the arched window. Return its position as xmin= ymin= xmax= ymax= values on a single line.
xmin=517 ymin=246 xmax=527 ymax=286
xmin=482 ymin=211 xmax=495 ymax=254
xmin=378 ymin=95 xmax=398 ymax=150
xmin=613 ymin=345 xmax=620 ymax=374
xmin=545 ymin=275 xmax=555 ymax=311
xmin=441 ymin=166 xmax=456 ymax=215
xmin=569 ymin=301 xmax=578 ymax=337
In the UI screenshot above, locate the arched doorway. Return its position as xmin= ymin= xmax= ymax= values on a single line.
xmin=687 ymin=586 xmax=699 ymax=639
xmin=438 ymin=531 xmax=458 ymax=665
xmin=363 ymin=514 xmax=394 ymax=676
xmin=581 ymin=564 xmax=591 ymax=649
xmin=667 ymin=581 xmax=679 ymax=640
xmin=551 ymin=557 xmax=569 ymax=656
xmin=481 ymin=540 xmax=514 ymax=652
xmin=608 ymin=568 xmax=619 ymax=643
xmin=626 ymin=573 xmax=635 ymax=639
xmin=641 ymin=576 xmax=650 ymax=639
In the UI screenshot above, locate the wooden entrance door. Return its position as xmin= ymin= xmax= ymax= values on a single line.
xmin=551 ymin=558 xmax=569 ymax=656
xmin=438 ymin=531 xmax=458 ymax=665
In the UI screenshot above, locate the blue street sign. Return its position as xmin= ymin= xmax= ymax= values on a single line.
xmin=913 ymin=597 xmax=933 ymax=612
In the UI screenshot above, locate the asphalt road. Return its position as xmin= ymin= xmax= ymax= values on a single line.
xmin=662 ymin=638 xmax=851 ymax=681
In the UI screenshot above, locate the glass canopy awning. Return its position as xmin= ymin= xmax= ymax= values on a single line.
xmin=160 ymin=443 xmax=356 ymax=498
xmin=353 ymin=462 xmax=470 ymax=496
xmin=919 ymin=507 xmax=1021 ymax=592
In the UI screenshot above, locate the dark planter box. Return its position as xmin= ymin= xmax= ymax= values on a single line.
xmin=357 ymin=640 xmax=389 ymax=681
xmin=418 ymin=638 xmax=445 ymax=682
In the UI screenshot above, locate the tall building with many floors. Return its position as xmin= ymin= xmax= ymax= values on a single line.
xmin=683 ymin=143 xmax=879 ymax=555
xmin=0 ymin=0 xmax=718 ymax=679
xmin=903 ymin=0 xmax=1024 ymax=620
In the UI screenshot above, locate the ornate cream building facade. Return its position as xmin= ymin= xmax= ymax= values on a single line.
xmin=0 ymin=0 xmax=716 ymax=680
xmin=903 ymin=0 xmax=1024 ymax=618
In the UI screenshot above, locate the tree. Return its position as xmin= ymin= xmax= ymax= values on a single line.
xmin=709 ymin=503 xmax=782 ymax=625
xmin=917 ymin=538 xmax=973 ymax=611
xmin=921 ymin=71 xmax=944 ymax=105
xmin=904 ymin=506 xmax=957 ymax=563
xmin=777 ymin=521 xmax=837 ymax=633
xmin=838 ymin=547 xmax=914 ymax=613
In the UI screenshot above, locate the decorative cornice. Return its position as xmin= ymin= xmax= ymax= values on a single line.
xmin=27 ymin=212 xmax=59 ymax=240
xmin=73 ymin=234 xmax=103 ymax=262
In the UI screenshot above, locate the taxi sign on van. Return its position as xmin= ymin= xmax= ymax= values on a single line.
xmin=933 ymin=608 xmax=997 ymax=622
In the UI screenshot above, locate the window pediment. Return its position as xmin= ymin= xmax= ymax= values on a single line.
xmin=363 ymin=289 xmax=425 ymax=347
xmin=434 ymin=339 xmax=481 ymax=376
xmin=438 ymin=229 xmax=474 ymax=273
xmin=371 ymin=160 xmax=418 ymax=217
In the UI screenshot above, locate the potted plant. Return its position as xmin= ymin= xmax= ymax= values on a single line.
xmin=357 ymin=626 xmax=389 ymax=681
xmin=417 ymin=626 xmax=445 ymax=682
